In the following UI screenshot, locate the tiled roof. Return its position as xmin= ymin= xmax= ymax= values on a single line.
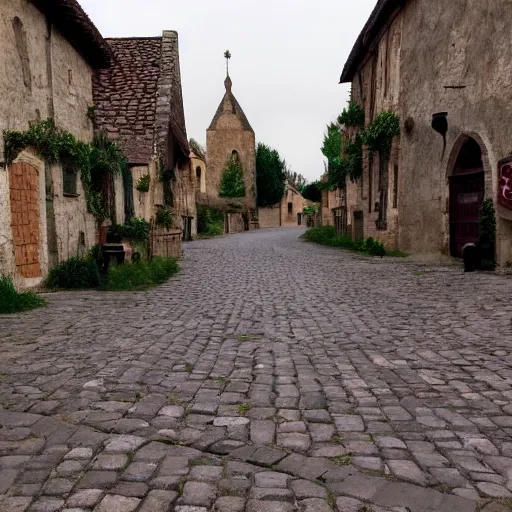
xmin=340 ymin=0 xmax=405 ymax=83
xmin=93 ymin=34 xmax=189 ymax=166
xmin=30 ymin=0 xmax=112 ymax=68
xmin=208 ymin=77 xmax=254 ymax=133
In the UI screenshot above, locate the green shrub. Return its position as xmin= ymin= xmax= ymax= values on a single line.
xmin=365 ymin=237 xmax=386 ymax=257
xmin=46 ymin=256 xmax=100 ymax=289
xmin=88 ymin=244 xmax=105 ymax=269
xmin=103 ymin=257 xmax=179 ymax=291
xmin=302 ymin=226 xmax=391 ymax=257
xmin=0 ymin=275 xmax=46 ymax=314
xmin=197 ymin=206 xmax=224 ymax=237
xmin=111 ymin=217 xmax=150 ymax=243
xmin=155 ymin=208 xmax=174 ymax=230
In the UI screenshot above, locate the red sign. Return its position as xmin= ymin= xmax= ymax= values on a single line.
xmin=498 ymin=157 xmax=512 ymax=210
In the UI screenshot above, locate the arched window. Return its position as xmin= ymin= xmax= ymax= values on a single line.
xmin=196 ymin=166 xmax=202 ymax=181
xmin=231 ymin=150 xmax=240 ymax=163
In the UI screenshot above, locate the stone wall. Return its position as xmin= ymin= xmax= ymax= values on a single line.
xmin=321 ymin=188 xmax=341 ymax=227
xmin=281 ymin=187 xmax=306 ymax=226
xmin=51 ymin=162 xmax=98 ymax=263
xmin=0 ymin=0 xmax=97 ymax=286
xmin=191 ymin=154 xmax=206 ymax=194
xmin=397 ymin=0 xmax=512 ymax=265
xmin=258 ymin=206 xmax=281 ymax=228
xmin=132 ymin=165 xmax=152 ymax=221
xmin=347 ymin=13 xmax=402 ymax=251
xmin=172 ymin=162 xmax=197 ymax=238
xmin=227 ymin=212 xmax=246 ymax=234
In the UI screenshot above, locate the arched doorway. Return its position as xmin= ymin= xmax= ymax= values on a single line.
xmin=449 ymin=137 xmax=485 ymax=257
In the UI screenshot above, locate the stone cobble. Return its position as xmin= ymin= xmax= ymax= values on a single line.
xmin=1 ymin=228 xmax=512 ymax=511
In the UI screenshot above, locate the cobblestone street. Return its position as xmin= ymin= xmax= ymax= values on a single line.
xmin=2 ymin=228 xmax=512 ymax=511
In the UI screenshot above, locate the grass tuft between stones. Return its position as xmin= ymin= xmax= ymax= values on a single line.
xmin=0 ymin=275 xmax=46 ymax=314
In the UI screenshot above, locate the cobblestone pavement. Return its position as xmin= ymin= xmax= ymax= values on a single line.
xmin=1 ymin=228 xmax=512 ymax=512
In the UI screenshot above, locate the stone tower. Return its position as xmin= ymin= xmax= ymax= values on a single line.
xmin=206 ymin=65 xmax=256 ymax=209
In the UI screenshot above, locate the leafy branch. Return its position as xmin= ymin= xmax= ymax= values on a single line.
xmin=3 ymin=120 xmax=129 ymax=221
xmin=338 ymin=102 xmax=365 ymax=127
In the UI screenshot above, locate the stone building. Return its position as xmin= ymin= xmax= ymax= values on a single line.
xmin=93 ymin=31 xmax=195 ymax=244
xmin=0 ymin=0 xmax=112 ymax=287
xmin=259 ymin=181 xmax=307 ymax=228
xmin=191 ymin=150 xmax=206 ymax=195
xmin=340 ymin=0 xmax=512 ymax=265
xmin=204 ymin=71 xmax=257 ymax=233
xmin=320 ymin=180 xmax=344 ymax=231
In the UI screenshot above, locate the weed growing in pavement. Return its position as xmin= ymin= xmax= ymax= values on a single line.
xmin=0 ymin=275 xmax=46 ymax=314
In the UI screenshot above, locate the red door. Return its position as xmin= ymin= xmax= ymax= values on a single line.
xmin=449 ymin=172 xmax=485 ymax=257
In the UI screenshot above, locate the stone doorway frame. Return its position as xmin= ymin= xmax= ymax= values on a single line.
xmin=443 ymin=132 xmax=493 ymax=256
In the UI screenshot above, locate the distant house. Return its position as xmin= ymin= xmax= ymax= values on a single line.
xmin=0 ymin=0 xmax=112 ymax=286
xmin=259 ymin=181 xmax=307 ymax=228
xmin=340 ymin=0 xmax=512 ymax=265
xmin=93 ymin=32 xmax=196 ymax=243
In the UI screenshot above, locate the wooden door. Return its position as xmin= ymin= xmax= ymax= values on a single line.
xmin=449 ymin=172 xmax=485 ymax=257
xmin=9 ymin=162 xmax=41 ymax=277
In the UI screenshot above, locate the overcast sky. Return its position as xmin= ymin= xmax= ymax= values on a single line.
xmin=80 ymin=0 xmax=375 ymax=182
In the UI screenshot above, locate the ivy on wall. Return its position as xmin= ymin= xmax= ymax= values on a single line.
xmin=219 ymin=157 xmax=246 ymax=198
xmin=361 ymin=111 xmax=400 ymax=159
xmin=321 ymin=109 xmax=399 ymax=190
xmin=3 ymin=119 xmax=131 ymax=222
xmin=135 ymin=174 xmax=150 ymax=192
xmin=338 ymin=102 xmax=365 ymax=127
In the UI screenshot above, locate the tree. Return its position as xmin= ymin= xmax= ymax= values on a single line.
xmin=301 ymin=181 xmax=322 ymax=203
xmin=256 ymin=143 xmax=286 ymax=207
xmin=189 ymin=138 xmax=205 ymax=161
xmin=321 ymin=123 xmax=345 ymax=189
xmin=219 ymin=156 xmax=245 ymax=198
xmin=283 ymin=166 xmax=307 ymax=190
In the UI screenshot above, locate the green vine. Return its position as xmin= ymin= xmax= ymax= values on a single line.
xmin=3 ymin=120 xmax=129 ymax=221
xmin=338 ymin=102 xmax=365 ymax=127
xmin=136 ymin=174 xmax=150 ymax=192
xmin=361 ymin=111 xmax=400 ymax=158
xmin=155 ymin=208 xmax=174 ymax=229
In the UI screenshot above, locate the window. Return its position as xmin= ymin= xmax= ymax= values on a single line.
xmin=288 ymin=202 xmax=293 ymax=214
xmin=68 ymin=69 xmax=73 ymax=86
xmin=196 ymin=166 xmax=201 ymax=181
xmin=62 ymin=160 xmax=78 ymax=196
xmin=231 ymin=150 xmax=240 ymax=163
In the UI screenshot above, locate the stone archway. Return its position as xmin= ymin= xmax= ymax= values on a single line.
xmin=447 ymin=136 xmax=486 ymax=257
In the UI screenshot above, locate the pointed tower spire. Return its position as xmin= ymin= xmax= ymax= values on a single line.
xmin=224 ymin=50 xmax=232 ymax=92
xmin=224 ymin=50 xmax=231 ymax=76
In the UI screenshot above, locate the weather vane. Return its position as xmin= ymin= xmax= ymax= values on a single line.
xmin=224 ymin=50 xmax=231 ymax=76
